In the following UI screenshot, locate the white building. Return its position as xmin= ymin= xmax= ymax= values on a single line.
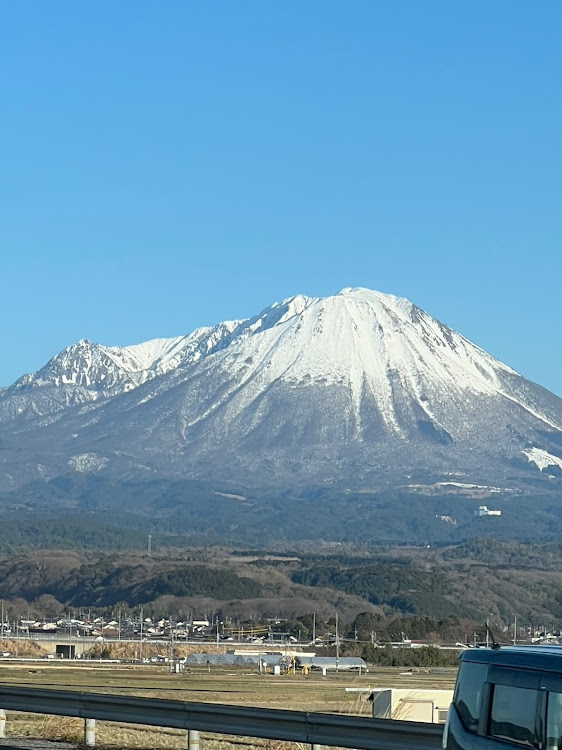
xmin=476 ymin=505 xmax=502 ymax=516
xmin=370 ymin=688 xmax=453 ymax=723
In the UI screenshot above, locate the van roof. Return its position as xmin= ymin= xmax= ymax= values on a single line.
xmin=461 ymin=646 xmax=562 ymax=672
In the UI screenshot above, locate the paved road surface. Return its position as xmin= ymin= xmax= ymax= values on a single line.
xmin=0 ymin=740 xmax=76 ymax=750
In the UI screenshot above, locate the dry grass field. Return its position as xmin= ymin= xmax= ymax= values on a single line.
xmin=0 ymin=661 xmax=457 ymax=749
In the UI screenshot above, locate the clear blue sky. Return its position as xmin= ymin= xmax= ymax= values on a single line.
xmin=2 ymin=1 xmax=561 ymax=394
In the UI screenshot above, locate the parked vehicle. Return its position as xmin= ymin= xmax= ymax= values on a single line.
xmin=444 ymin=646 xmax=562 ymax=750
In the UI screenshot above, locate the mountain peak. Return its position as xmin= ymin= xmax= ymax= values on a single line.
xmin=335 ymin=286 xmax=417 ymax=316
xmin=337 ymin=285 xmax=383 ymax=296
xmin=3 ymin=287 xmax=562 ymax=496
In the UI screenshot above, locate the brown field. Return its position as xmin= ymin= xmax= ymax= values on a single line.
xmin=0 ymin=661 xmax=457 ymax=748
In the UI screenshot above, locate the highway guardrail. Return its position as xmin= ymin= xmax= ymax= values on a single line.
xmin=0 ymin=684 xmax=444 ymax=750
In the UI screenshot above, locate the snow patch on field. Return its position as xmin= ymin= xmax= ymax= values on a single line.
xmin=214 ymin=491 xmax=246 ymax=501
xmin=435 ymin=481 xmax=502 ymax=492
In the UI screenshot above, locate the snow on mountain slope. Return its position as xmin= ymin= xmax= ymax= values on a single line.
xmin=125 ymin=286 xmax=552 ymax=437
xmin=14 ymin=337 xmax=187 ymax=390
xmin=8 ymin=294 xmax=315 ymax=395
xmin=0 ymin=322 xmax=242 ymax=425
xmin=524 ymin=448 xmax=562 ymax=472
xmin=2 ymin=287 xmax=562 ymax=491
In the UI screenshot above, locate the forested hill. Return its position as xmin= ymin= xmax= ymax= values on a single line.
xmin=3 ymin=474 xmax=562 ymax=550
xmin=3 ymin=539 xmax=562 ymax=627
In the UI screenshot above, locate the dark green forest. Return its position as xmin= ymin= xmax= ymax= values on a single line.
xmin=3 ymin=472 xmax=562 ymax=548
xmin=3 ymin=538 xmax=562 ymax=629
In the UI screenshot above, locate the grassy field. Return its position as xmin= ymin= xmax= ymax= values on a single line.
xmin=0 ymin=661 xmax=457 ymax=748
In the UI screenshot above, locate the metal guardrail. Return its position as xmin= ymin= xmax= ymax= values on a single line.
xmin=0 ymin=684 xmax=444 ymax=750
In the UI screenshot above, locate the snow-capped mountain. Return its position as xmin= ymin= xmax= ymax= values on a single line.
xmin=1 ymin=295 xmax=315 ymax=425
xmin=2 ymin=287 xmax=562 ymax=492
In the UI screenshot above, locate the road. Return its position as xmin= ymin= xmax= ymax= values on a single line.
xmin=0 ymin=741 xmax=76 ymax=750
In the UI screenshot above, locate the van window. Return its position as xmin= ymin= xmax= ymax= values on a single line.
xmin=490 ymin=684 xmax=539 ymax=747
xmin=547 ymin=691 xmax=562 ymax=750
xmin=455 ymin=661 xmax=489 ymax=733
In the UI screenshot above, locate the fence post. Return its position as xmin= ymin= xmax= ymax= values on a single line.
xmin=84 ymin=718 xmax=96 ymax=747
xmin=188 ymin=729 xmax=200 ymax=750
xmin=0 ymin=709 xmax=5 ymax=738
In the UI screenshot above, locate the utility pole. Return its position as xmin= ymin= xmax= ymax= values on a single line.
xmin=1 ymin=601 xmax=4 ymax=639
xmin=312 ymin=612 xmax=316 ymax=644
xmin=513 ymin=614 xmax=517 ymax=645
xmin=147 ymin=535 xmax=152 ymax=558
xmin=486 ymin=617 xmax=490 ymax=648
xmin=168 ymin=618 xmax=174 ymax=664
xmin=335 ymin=612 xmax=340 ymax=673
xmin=139 ymin=607 xmax=144 ymax=662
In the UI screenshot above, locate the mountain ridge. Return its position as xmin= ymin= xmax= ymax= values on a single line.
xmin=2 ymin=287 xmax=562 ymax=498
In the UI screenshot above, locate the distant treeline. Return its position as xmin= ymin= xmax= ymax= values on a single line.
xmin=0 ymin=557 xmax=262 ymax=607
xmin=3 ymin=472 xmax=562 ymax=546
xmin=292 ymin=560 xmax=458 ymax=617
xmin=0 ymin=518 xmax=150 ymax=552
xmin=3 ymin=538 xmax=562 ymax=627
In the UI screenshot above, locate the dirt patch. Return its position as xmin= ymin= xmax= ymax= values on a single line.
xmin=0 ymin=639 xmax=47 ymax=657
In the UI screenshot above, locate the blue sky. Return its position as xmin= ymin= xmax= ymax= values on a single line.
xmin=1 ymin=1 xmax=561 ymax=393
